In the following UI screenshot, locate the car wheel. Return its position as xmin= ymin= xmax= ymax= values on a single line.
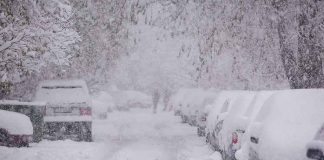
xmin=79 ymin=122 xmax=92 ymax=142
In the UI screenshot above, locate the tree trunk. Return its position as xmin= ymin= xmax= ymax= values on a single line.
xmin=276 ymin=0 xmax=324 ymax=89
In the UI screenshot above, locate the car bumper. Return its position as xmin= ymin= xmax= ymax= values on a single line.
xmin=43 ymin=121 xmax=92 ymax=141
xmin=44 ymin=116 xmax=92 ymax=122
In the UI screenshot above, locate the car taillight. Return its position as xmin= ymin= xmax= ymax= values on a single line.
xmin=232 ymin=132 xmax=238 ymax=144
xmin=80 ymin=107 xmax=91 ymax=115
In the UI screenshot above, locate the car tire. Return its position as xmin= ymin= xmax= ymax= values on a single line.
xmin=79 ymin=122 xmax=92 ymax=142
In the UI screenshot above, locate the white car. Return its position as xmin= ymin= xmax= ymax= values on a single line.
xmin=247 ymin=89 xmax=324 ymax=160
xmin=170 ymin=88 xmax=193 ymax=116
xmin=206 ymin=90 xmax=246 ymax=151
xmin=218 ymin=91 xmax=271 ymax=160
xmin=0 ymin=110 xmax=33 ymax=147
xmin=34 ymin=79 xmax=92 ymax=141
xmin=234 ymin=91 xmax=275 ymax=160
xmin=92 ymin=91 xmax=115 ymax=119
xmin=196 ymin=90 xmax=219 ymax=136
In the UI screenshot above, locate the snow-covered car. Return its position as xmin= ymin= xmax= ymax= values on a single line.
xmin=217 ymin=91 xmax=257 ymax=160
xmin=34 ymin=79 xmax=92 ymax=141
xmin=306 ymin=123 xmax=324 ymax=160
xmin=234 ymin=91 xmax=275 ymax=160
xmin=92 ymin=91 xmax=115 ymax=119
xmin=247 ymin=89 xmax=324 ymax=160
xmin=195 ymin=90 xmax=219 ymax=136
xmin=205 ymin=90 xmax=249 ymax=151
xmin=168 ymin=88 xmax=193 ymax=116
xmin=178 ymin=88 xmax=205 ymax=123
xmin=197 ymin=104 xmax=212 ymax=136
xmin=0 ymin=110 xmax=33 ymax=147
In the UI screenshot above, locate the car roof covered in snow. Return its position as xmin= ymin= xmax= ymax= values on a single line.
xmin=34 ymin=79 xmax=91 ymax=105
xmin=0 ymin=109 xmax=33 ymax=135
xmin=257 ymin=89 xmax=324 ymax=160
xmin=0 ymin=100 xmax=46 ymax=106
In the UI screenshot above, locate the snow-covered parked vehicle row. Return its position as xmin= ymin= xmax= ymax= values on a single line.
xmin=0 ymin=110 xmax=33 ymax=147
xmin=171 ymin=88 xmax=324 ymax=160
xmin=34 ymin=79 xmax=93 ymax=141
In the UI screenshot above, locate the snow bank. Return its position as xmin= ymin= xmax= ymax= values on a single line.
xmin=256 ymin=89 xmax=324 ymax=160
xmin=0 ymin=110 xmax=33 ymax=135
xmin=34 ymin=79 xmax=91 ymax=105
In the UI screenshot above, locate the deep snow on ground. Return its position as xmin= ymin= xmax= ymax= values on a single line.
xmin=0 ymin=108 xmax=219 ymax=160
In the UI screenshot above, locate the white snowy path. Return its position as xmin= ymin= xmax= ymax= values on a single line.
xmin=0 ymin=108 xmax=221 ymax=160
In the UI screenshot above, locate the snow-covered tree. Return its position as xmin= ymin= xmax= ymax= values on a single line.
xmin=0 ymin=0 xmax=80 ymax=99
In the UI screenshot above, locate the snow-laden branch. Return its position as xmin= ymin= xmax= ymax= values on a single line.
xmin=0 ymin=31 xmax=25 ymax=53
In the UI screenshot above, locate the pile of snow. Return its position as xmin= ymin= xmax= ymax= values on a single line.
xmin=34 ymin=79 xmax=91 ymax=105
xmin=91 ymin=91 xmax=115 ymax=119
xmin=254 ymin=89 xmax=324 ymax=160
xmin=0 ymin=110 xmax=33 ymax=135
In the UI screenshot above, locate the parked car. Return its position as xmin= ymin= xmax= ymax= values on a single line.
xmin=178 ymin=88 xmax=204 ymax=123
xmin=247 ymin=89 xmax=324 ymax=160
xmin=0 ymin=100 xmax=46 ymax=142
xmin=197 ymin=104 xmax=212 ymax=136
xmin=234 ymin=91 xmax=275 ymax=160
xmin=206 ymin=90 xmax=245 ymax=151
xmin=196 ymin=90 xmax=219 ymax=136
xmin=0 ymin=109 xmax=33 ymax=147
xmin=217 ymin=91 xmax=258 ymax=160
xmin=34 ymin=79 xmax=92 ymax=141
xmin=306 ymin=123 xmax=324 ymax=160
xmin=92 ymin=91 xmax=115 ymax=119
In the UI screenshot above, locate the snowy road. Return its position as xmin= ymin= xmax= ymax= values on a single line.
xmin=0 ymin=108 xmax=220 ymax=160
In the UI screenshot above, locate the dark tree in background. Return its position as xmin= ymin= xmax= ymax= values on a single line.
xmin=274 ymin=0 xmax=324 ymax=89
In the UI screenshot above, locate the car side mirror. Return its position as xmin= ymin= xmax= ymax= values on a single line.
xmin=250 ymin=136 xmax=259 ymax=144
